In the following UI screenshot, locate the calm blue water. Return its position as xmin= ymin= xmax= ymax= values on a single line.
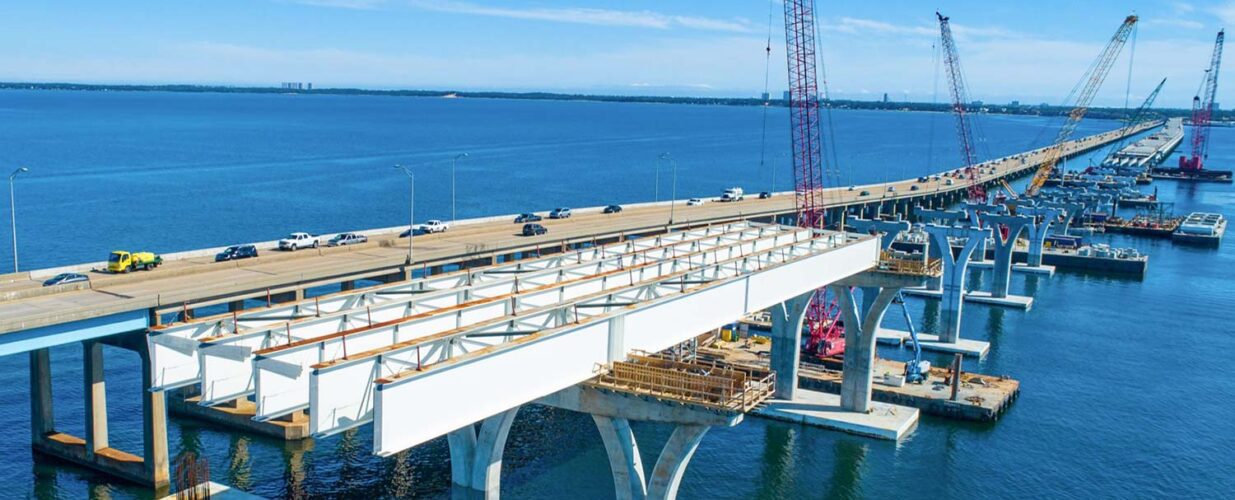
xmin=0 ymin=90 xmax=1232 ymax=499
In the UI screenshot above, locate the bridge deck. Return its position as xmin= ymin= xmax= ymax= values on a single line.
xmin=0 ymin=121 xmax=1158 ymax=342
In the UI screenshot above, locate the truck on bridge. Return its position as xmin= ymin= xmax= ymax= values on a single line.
xmin=106 ymin=250 xmax=163 ymax=273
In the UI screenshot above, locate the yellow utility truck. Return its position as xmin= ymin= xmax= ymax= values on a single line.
xmin=107 ymin=251 xmax=163 ymax=273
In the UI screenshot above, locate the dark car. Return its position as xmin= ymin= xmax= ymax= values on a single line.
xmin=521 ymin=223 xmax=548 ymax=236
xmin=859 ymin=190 xmax=871 ymax=196
xmin=910 ymin=185 xmax=920 ymax=191
xmin=603 ymin=205 xmax=623 ymax=214
xmin=758 ymin=192 xmax=772 ymax=199
xmin=42 ymin=272 xmax=89 ymax=287
xmin=514 ymin=213 xmax=542 ymax=223
xmin=215 ymin=244 xmax=259 ymax=262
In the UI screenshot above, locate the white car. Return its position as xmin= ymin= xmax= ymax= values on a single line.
xmin=887 ymin=186 xmax=897 ymax=192
xmin=418 ymin=220 xmax=450 ymax=234
xmin=328 ymin=232 xmax=367 ymax=247
xmin=686 ymin=198 xmax=705 ymax=206
xmin=279 ymin=232 xmax=319 ymax=251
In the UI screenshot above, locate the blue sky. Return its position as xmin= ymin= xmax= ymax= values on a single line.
xmin=0 ymin=0 xmax=1231 ymax=107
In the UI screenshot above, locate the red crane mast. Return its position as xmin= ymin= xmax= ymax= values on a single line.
xmin=936 ymin=12 xmax=985 ymax=204
xmin=1180 ymin=30 xmax=1225 ymax=171
xmin=783 ymin=0 xmax=843 ymax=357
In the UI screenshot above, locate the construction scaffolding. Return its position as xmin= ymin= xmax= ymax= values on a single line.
xmin=590 ymin=354 xmax=776 ymax=412
xmin=876 ymin=250 xmax=942 ymax=277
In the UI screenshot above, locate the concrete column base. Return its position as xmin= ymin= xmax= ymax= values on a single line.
xmin=447 ymin=407 xmax=521 ymax=499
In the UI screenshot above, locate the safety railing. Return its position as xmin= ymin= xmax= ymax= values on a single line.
xmin=876 ymin=251 xmax=942 ymax=277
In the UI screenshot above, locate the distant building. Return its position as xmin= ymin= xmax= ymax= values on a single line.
xmin=761 ymin=92 xmax=770 ymax=101
xmin=1010 ymin=100 xmax=1020 ymax=107
xmin=971 ymin=100 xmax=983 ymax=107
xmin=883 ymin=92 xmax=889 ymax=103
xmin=280 ymin=82 xmax=311 ymax=91
xmin=783 ymin=90 xmax=791 ymax=101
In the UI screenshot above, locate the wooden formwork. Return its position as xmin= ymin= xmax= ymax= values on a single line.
xmin=877 ymin=251 xmax=942 ymax=277
xmin=590 ymin=354 xmax=775 ymax=412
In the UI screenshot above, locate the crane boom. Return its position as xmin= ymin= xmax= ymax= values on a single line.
xmin=1180 ymin=30 xmax=1224 ymax=171
xmin=936 ymin=11 xmax=985 ymax=203
xmin=1102 ymin=77 xmax=1167 ymax=160
xmin=784 ymin=0 xmax=844 ymax=357
xmin=1025 ymin=15 xmax=1138 ymax=197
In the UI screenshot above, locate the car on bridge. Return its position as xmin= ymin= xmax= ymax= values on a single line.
xmin=521 ymin=223 xmax=548 ymax=236
xmin=549 ymin=207 xmax=572 ymax=219
xmin=514 ymin=213 xmax=542 ymax=223
xmin=418 ymin=220 xmax=450 ymax=234
xmin=215 ymin=244 xmax=258 ymax=262
xmin=859 ymin=190 xmax=870 ymax=196
xmin=42 ymin=273 xmax=89 ymax=287
xmin=910 ymin=185 xmax=920 ymax=191
xmin=686 ymin=198 xmax=705 ymax=206
xmin=603 ymin=205 xmax=623 ymax=214
xmin=279 ymin=232 xmax=319 ymax=251
xmin=107 ymin=251 xmax=162 ymax=273
xmin=328 ymin=233 xmax=368 ymax=247
xmin=945 ymin=179 xmax=955 ymax=186
xmin=887 ymin=186 xmax=897 ymax=192
xmin=759 ymin=192 xmax=771 ymax=199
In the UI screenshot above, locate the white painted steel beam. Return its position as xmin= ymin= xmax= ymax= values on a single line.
xmin=261 ymin=225 xmax=811 ymax=423
xmin=340 ymin=226 xmax=876 ymax=455
xmin=148 ymin=222 xmax=762 ymax=392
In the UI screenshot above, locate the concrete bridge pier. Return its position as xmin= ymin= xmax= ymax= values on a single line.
xmin=29 ymin=334 xmax=171 ymax=493
xmin=1018 ymin=207 xmax=1063 ymax=269
xmin=912 ymin=210 xmax=965 ymax=292
xmin=769 ymin=292 xmax=812 ymax=400
xmin=447 ymin=407 xmax=521 ymax=499
xmin=830 ymin=270 xmax=925 ymax=413
xmin=1043 ymin=202 xmax=1083 ymax=236
xmin=846 ymin=216 xmax=910 ymax=250
xmin=539 ymin=385 xmax=742 ymax=500
xmin=969 ymin=215 xmax=1034 ymax=309
xmin=928 ymin=225 xmax=990 ymax=344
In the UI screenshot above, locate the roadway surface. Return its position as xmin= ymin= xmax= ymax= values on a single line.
xmin=0 ymin=121 xmax=1158 ymax=335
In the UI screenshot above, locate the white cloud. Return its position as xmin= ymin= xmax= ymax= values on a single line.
xmin=1145 ymin=18 xmax=1205 ymax=30
xmin=1214 ymin=1 xmax=1235 ymax=26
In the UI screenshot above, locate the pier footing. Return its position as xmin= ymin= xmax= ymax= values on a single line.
xmin=753 ymin=388 xmax=918 ymax=440
xmin=901 ymin=287 xmax=1033 ymax=310
xmin=875 ymin=328 xmax=990 ymax=358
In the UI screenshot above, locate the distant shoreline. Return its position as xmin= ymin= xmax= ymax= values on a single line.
xmin=0 ymin=81 xmax=1222 ymax=122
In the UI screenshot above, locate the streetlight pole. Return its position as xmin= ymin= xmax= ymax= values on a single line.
xmin=8 ymin=167 xmax=28 ymax=273
xmin=655 ymin=154 xmax=665 ymax=202
xmin=393 ymin=165 xmax=415 ymax=265
xmin=452 ymin=153 xmax=469 ymax=226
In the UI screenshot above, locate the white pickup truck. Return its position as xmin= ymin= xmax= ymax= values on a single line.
xmin=417 ymin=220 xmax=450 ymax=234
xmin=278 ymin=232 xmax=320 ymax=251
xmin=721 ymin=187 xmax=745 ymax=202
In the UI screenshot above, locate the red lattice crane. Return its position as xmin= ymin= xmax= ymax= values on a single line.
xmin=783 ymin=0 xmax=844 ymax=357
xmin=936 ymin=11 xmax=986 ymax=204
xmin=1179 ymin=30 xmax=1225 ymax=171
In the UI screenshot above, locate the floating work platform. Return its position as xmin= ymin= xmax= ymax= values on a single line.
xmin=874 ymin=328 xmax=991 ymax=358
xmin=901 ymin=287 xmax=1033 ymax=310
xmin=1103 ymin=215 xmax=1181 ymax=238
xmin=799 ymin=357 xmax=1020 ymax=422
xmin=1172 ymin=212 xmax=1227 ymax=247
xmin=891 ymin=242 xmax=1147 ymax=278
xmin=1149 ymin=166 xmax=1234 ymax=183
xmin=700 ymin=341 xmax=1018 ymax=422
xmin=754 ymin=389 xmax=918 ymax=440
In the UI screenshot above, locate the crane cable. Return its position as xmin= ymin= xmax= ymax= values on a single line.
xmin=759 ymin=0 xmax=775 ymax=192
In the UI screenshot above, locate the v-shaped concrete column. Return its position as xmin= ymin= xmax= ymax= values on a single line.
xmin=924 ymin=225 xmax=991 ymax=343
xmin=1018 ymin=207 xmax=1064 ymax=267
xmin=769 ymin=292 xmax=812 ymax=400
xmin=828 ymin=272 xmax=925 ymax=412
xmin=977 ymin=215 xmax=1032 ymax=298
xmin=447 ymin=407 xmax=521 ymax=499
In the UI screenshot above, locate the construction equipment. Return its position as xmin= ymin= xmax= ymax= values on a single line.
xmin=894 ymin=292 xmax=930 ymax=384
xmin=1100 ymin=77 xmax=1167 ymax=163
xmin=1179 ymin=30 xmax=1225 ymax=171
xmin=1024 ymin=15 xmax=1139 ymax=197
xmin=936 ymin=11 xmax=986 ymax=204
xmin=107 ymin=250 xmax=163 ymax=273
xmin=783 ymin=0 xmax=845 ymax=357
